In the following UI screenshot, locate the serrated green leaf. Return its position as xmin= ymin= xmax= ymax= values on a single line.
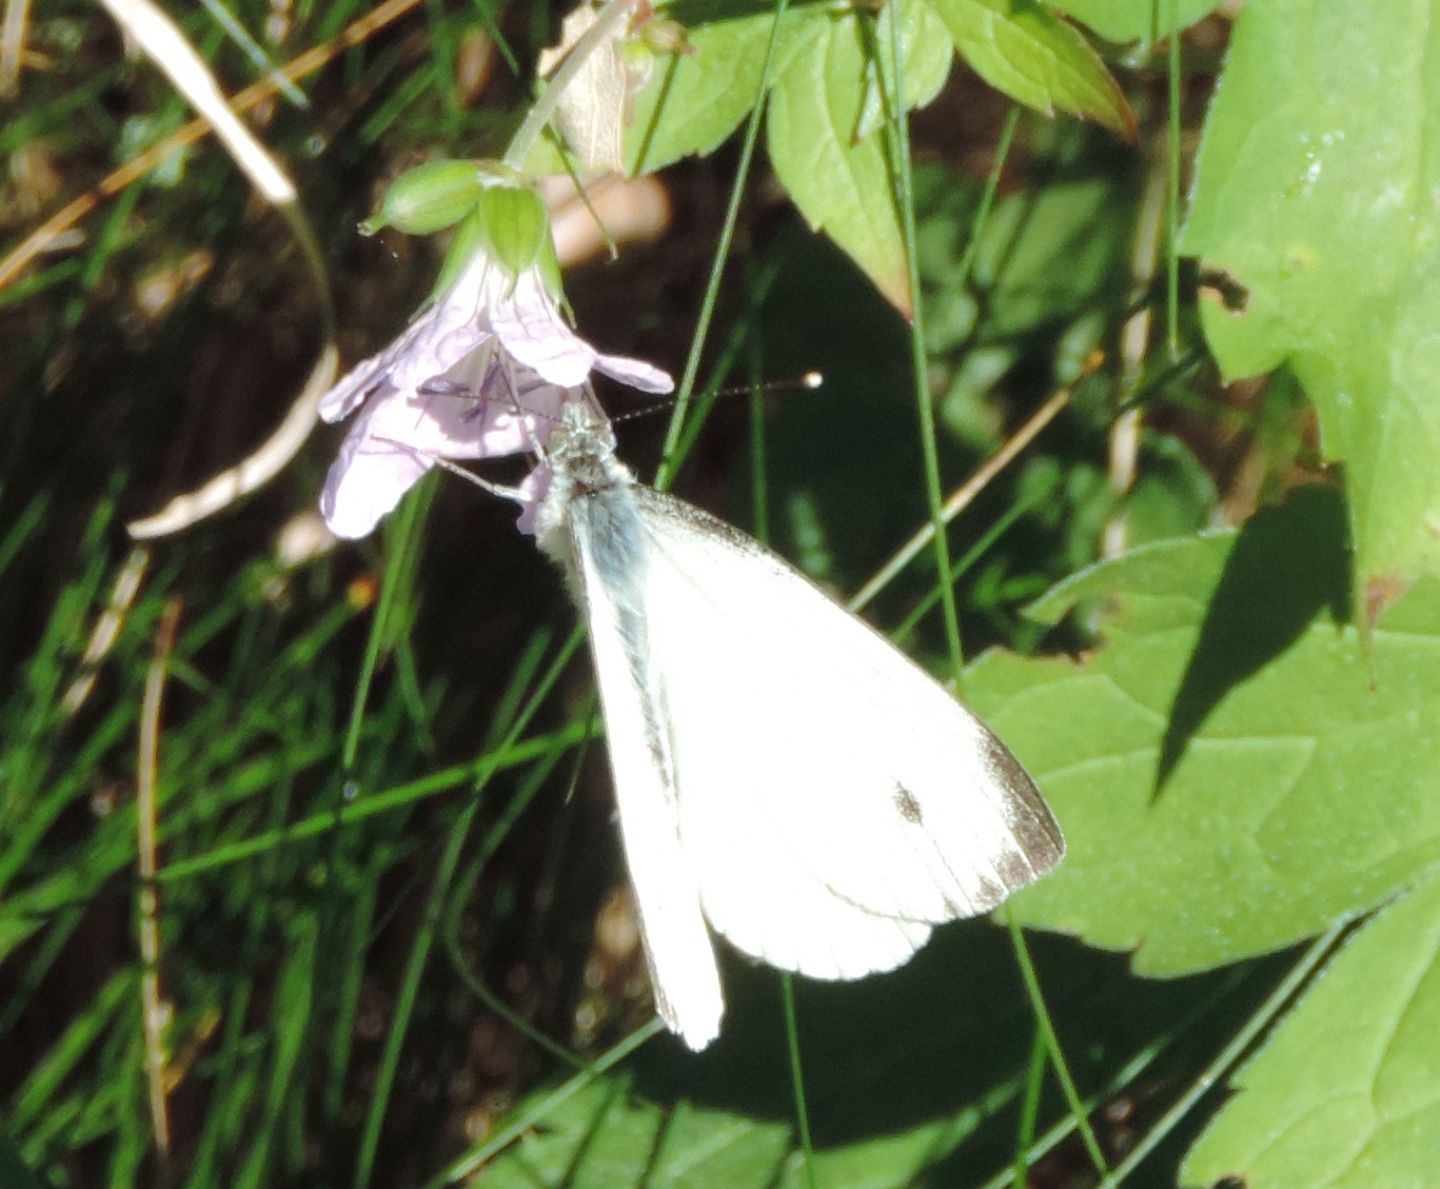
xmin=925 ymin=0 xmax=1134 ymax=138
xmin=476 ymin=1067 xmax=994 ymax=1187
xmin=1055 ymin=0 xmax=1220 ymax=44
xmin=478 ymin=1080 xmax=792 ymax=1188
xmin=767 ymin=2 xmax=952 ymax=314
xmin=1181 ymin=0 xmax=1440 ymax=619
xmin=1182 ymin=874 xmax=1440 ymax=1188
xmin=623 ymin=6 xmax=776 ymax=175
xmin=968 ymin=487 xmax=1440 ymax=974
xmin=524 ymin=5 xmax=777 ymax=177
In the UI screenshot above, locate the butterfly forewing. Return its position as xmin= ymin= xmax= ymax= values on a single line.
xmin=630 ymin=488 xmax=1064 ymax=977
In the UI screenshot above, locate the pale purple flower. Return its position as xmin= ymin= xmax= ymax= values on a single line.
xmin=319 ymin=249 xmax=671 ymax=539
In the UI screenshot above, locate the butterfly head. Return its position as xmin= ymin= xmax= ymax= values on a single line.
xmin=530 ymin=395 xmax=636 ymax=559
xmin=542 ymin=399 xmax=625 ymax=486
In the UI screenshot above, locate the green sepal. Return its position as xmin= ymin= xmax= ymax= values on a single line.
xmin=476 ymin=185 xmax=550 ymax=281
xmin=430 ymin=205 xmax=491 ymax=301
xmin=536 ymin=234 xmax=567 ymax=310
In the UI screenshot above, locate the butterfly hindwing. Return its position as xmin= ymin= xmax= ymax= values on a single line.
xmin=567 ymin=486 xmax=725 ymax=1048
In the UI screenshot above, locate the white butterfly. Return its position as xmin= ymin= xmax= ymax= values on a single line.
xmin=532 ymin=401 xmax=1064 ymax=1050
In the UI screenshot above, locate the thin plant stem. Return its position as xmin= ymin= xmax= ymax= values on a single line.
xmin=353 ymin=801 xmax=479 ymax=1189
xmin=973 ymin=967 xmax=1253 ymax=1189
xmin=1005 ymin=914 xmax=1110 ymax=1179
xmin=848 ymin=380 xmax=1074 ymax=614
xmin=1095 ymin=925 xmax=1350 ymax=1187
xmin=882 ymin=6 xmax=963 ymax=682
xmin=196 ymin=0 xmax=308 ymax=108
xmin=342 ymin=478 xmax=432 ymax=770
xmin=780 ymin=976 xmax=817 ymax=1189
xmin=746 ymin=259 xmax=771 ymax=545
xmin=890 ymin=467 xmax=1059 ymax=643
xmin=665 ymin=258 xmax=782 ymax=474
xmin=655 ymin=0 xmax=792 ymax=490
xmin=1166 ymin=0 xmax=1182 ymax=358
xmin=1012 ymin=1026 xmax=1047 ymax=1189
xmin=137 ymin=597 xmax=182 ymax=1158
xmin=443 ymin=738 xmax=584 ymax=1069
xmin=956 ymin=106 xmax=1020 ymax=290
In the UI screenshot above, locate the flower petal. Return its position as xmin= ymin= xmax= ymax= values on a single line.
xmin=320 ymin=253 xmax=508 ymax=424
xmin=514 ymin=462 xmax=551 ymax=537
xmin=320 ymin=423 xmax=435 ymax=539
xmin=593 ymin=351 xmax=674 ymax=394
xmin=318 ymin=340 xmax=405 ymax=424
xmin=488 ymin=270 xmax=601 ymax=387
xmin=319 ymin=363 xmax=582 ymax=538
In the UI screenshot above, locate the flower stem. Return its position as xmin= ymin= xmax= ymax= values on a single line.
xmin=502 ymin=0 xmax=639 ymax=172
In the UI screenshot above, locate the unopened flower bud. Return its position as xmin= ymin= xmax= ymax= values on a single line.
xmin=360 ymin=159 xmax=491 ymax=236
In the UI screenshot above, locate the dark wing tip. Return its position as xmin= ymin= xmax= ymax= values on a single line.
xmin=981 ymin=734 xmax=1066 ymax=884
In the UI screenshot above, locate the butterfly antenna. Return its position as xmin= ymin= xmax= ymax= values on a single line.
xmin=610 ymin=370 xmax=824 ymax=429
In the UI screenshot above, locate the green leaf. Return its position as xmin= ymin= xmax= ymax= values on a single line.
xmin=474 ymin=1064 xmax=995 ymax=1187
xmin=523 ymin=6 xmax=774 ymax=177
xmin=925 ymin=0 xmax=1134 ymax=139
xmin=1182 ymin=873 xmax=1440 ymax=1188
xmin=1181 ymin=0 xmax=1440 ymax=620
xmin=478 ymin=1080 xmax=792 ymax=1188
xmin=623 ymin=6 xmax=776 ymax=175
xmin=767 ymin=2 xmax=953 ymax=314
xmin=479 ymin=1077 xmax=996 ymax=1188
xmin=1055 ymin=0 xmax=1220 ymax=44
xmin=971 ymin=487 xmax=1440 ymax=974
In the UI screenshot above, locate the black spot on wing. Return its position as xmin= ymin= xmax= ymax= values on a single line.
xmin=894 ymin=784 xmax=924 ymax=825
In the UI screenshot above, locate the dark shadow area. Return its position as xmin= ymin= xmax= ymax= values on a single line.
xmin=629 ymin=920 xmax=1292 ymax=1182
xmin=1156 ymin=484 xmax=1351 ymax=793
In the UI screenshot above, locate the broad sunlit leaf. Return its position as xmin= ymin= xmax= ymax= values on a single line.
xmin=1182 ymin=0 xmax=1440 ymax=621
xmin=1183 ymin=873 xmax=1440 ymax=1188
xmin=974 ymin=488 xmax=1440 ymax=974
